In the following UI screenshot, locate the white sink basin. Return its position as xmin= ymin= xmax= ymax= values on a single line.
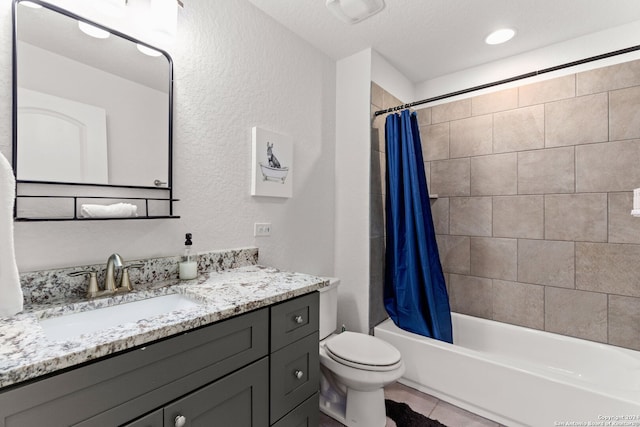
xmin=39 ymin=294 xmax=201 ymax=341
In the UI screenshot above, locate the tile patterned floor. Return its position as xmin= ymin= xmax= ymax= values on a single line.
xmin=319 ymin=382 xmax=504 ymax=427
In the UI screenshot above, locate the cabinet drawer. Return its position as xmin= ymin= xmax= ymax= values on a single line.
xmin=122 ymin=409 xmax=163 ymax=427
xmin=270 ymin=332 xmax=319 ymax=424
xmin=164 ymin=357 xmax=269 ymax=427
xmin=270 ymin=292 xmax=319 ymax=352
xmin=272 ymin=393 xmax=319 ymax=427
xmin=0 ymin=308 xmax=268 ymax=427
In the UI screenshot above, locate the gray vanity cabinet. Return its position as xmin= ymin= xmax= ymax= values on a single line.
xmin=123 ymin=409 xmax=163 ymax=427
xmin=0 ymin=292 xmax=320 ymax=427
xmin=162 ymin=358 xmax=269 ymax=427
xmin=123 ymin=358 xmax=269 ymax=427
xmin=269 ymin=292 xmax=320 ymax=426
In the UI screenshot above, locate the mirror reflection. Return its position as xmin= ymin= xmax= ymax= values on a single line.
xmin=15 ymin=0 xmax=172 ymax=188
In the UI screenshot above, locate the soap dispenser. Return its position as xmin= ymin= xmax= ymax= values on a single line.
xmin=179 ymin=233 xmax=198 ymax=280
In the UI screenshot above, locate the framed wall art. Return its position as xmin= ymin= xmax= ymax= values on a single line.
xmin=251 ymin=126 xmax=293 ymax=198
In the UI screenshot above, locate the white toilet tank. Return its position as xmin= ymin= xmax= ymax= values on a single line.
xmin=318 ymin=277 xmax=340 ymax=340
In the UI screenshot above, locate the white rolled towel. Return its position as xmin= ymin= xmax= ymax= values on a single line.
xmin=80 ymin=203 xmax=138 ymax=218
xmin=0 ymin=152 xmax=23 ymax=317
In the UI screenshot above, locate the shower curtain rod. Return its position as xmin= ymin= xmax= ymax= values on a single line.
xmin=373 ymin=44 xmax=640 ymax=116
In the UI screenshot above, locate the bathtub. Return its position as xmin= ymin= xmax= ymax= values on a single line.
xmin=259 ymin=162 xmax=289 ymax=183
xmin=374 ymin=313 xmax=640 ymax=427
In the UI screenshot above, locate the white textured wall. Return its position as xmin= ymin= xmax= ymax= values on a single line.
xmin=334 ymin=49 xmax=371 ymax=333
xmin=371 ymin=50 xmax=415 ymax=104
xmin=3 ymin=0 xmax=336 ymax=276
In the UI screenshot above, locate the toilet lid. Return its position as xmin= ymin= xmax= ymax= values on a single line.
xmin=325 ymin=332 xmax=402 ymax=371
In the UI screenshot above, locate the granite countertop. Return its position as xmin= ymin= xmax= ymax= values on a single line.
xmin=0 ymin=265 xmax=328 ymax=390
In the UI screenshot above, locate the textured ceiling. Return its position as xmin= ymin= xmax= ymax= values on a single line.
xmin=247 ymin=0 xmax=640 ymax=83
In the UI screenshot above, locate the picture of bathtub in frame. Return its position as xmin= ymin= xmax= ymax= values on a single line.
xmin=251 ymin=126 xmax=293 ymax=198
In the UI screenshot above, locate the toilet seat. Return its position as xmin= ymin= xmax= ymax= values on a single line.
xmin=324 ymin=331 xmax=402 ymax=372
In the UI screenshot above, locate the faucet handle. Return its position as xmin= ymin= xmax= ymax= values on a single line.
xmin=119 ymin=263 xmax=144 ymax=292
xmin=120 ymin=268 xmax=133 ymax=292
xmin=68 ymin=270 xmax=99 ymax=298
xmin=68 ymin=270 xmax=93 ymax=276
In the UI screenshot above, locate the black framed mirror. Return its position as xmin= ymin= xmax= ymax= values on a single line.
xmin=12 ymin=0 xmax=176 ymax=220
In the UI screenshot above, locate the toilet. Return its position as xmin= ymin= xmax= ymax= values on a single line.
xmin=318 ymin=278 xmax=405 ymax=427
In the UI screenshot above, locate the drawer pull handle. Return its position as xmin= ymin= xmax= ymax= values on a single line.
xmin=175 ymin=415 xmax=187 ymax=427
xmin=294 ymin=369 xmax=304 ymax=380
xmin=294 ymin=315 xmax=304 ymax=324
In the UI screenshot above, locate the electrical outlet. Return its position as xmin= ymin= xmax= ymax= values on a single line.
xmin=254 ymin=222 xmax=271 ymax=237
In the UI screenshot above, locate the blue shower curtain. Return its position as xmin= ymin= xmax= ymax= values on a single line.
xmin=384 ymin=109 xmax=453 ymax=343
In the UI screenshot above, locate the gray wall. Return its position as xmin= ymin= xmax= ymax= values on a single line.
xmin=371 ymin=59 xmax=640 ymax=351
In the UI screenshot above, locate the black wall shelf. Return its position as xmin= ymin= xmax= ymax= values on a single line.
xmin=15 ymin=194 xmax=179 ymax=221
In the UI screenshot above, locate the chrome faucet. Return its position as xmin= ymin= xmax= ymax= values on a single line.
xmin=104 ymin=253 xmax=124 ymax=293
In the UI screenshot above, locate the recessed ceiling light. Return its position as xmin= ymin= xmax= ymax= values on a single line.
xmin=78 ymin=21 xmax=110 ymax=39
xmin=485 ymin=28 xmax=516 ymax=45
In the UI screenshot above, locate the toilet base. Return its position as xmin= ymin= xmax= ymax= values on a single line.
xmin=320 ymin=387 xmax=387 ymax=427
xmin=346 ymin=387 xmax=387 ymax=426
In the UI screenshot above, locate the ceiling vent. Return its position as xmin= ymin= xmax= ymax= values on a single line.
xmin=326 ymin=0 xmax=385 ymax=24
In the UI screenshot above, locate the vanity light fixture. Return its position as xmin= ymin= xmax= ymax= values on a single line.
xmin=485 ymin=28 xmax=516 ymax=45
xmin=136 ymin=43 xmax=162 ymax=57
xmin=78 ymin=21 xmax=111 ymax=39
xmin=326 ymin=0 xmax=385 ymax=24
xmin=20 ymin=1 xmax=42 ymax=8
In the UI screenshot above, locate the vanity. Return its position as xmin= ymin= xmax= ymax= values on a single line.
xmin=0 ymin=251 xmax=325 ymax=427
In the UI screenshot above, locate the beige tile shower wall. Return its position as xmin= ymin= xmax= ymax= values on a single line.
xmin=423 ymin=59 xmax=640 ymax=351
xmin=369 ymin=83 xmax=403 ymax=331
